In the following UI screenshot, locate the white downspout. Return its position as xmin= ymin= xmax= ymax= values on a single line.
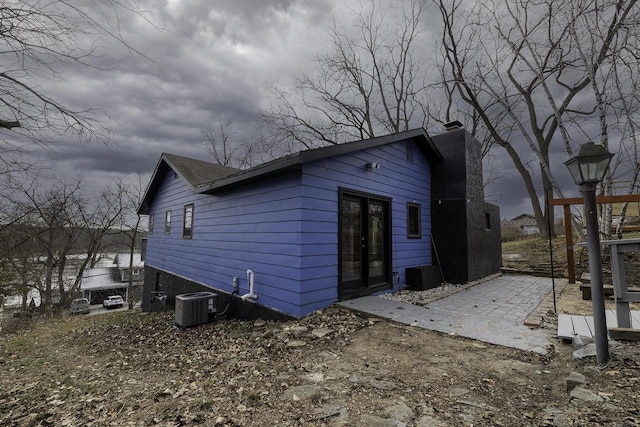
xmin=241 ymin=269 xmax=257 ymax=301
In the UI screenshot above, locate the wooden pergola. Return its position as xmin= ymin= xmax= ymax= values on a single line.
xmin=550 ymin=194 xmax=640 ymax=283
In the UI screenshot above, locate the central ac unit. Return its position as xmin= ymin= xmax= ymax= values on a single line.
xmin=175 ymin=291 xmax=217 ymax=327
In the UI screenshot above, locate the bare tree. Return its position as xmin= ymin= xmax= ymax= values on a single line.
xmin=0 ymin=0 xmax=151 ymax=185
xmin=14 ymin=179 xmax=85 ymax=308
xmin=0 ymin=1 xmax=149 ymax=136
xmin=262 ymin=0 xmax=503 ymax=188
xmin=0 ymin=221 xmax=42 ymax=310
xmin=433 ymin=0 xmax=640 ymax=238
xmin=264 ymin=0 xmax=435 ymax=152
xmin=604 ymin=19 xmax=640 ymax=238
xmin=6 ymin=177 xmax=128 ymax=310
xmin=109 ymin=176 xmax=147 ymax=309
xmin=203 ymin=118 xmax=255 ymax=169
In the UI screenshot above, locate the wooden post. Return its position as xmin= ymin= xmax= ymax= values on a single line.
xmin=550 ymin=194 xmax=640 ymax=285
xmin=601 ymin=238 xmax=640 ymax=329
xmin=564 ymin=204 xmax=576 ymax=283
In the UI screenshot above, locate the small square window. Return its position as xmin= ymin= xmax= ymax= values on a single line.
xmin=183 ymin=204 xmax=194 ymax=239
xmin=165 ymin=210 xmax=171 ymax=234
xmin=407 ymin=203 xmax=421 ymax=238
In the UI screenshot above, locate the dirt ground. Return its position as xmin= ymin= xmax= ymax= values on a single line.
xmin=1 ymin=278 xmax=639 ymax=427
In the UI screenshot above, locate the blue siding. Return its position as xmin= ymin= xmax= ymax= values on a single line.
xmin=299 ymin=141 xmax=432 ymax=311
xmin=145 ymin=138 xmax=432 ymax=318
xmin=145 ymin=170 xmax=306 ymax=316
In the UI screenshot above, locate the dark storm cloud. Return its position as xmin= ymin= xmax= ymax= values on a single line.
xmin=22 ymin=0 xmax=336 ymax=195
xmin=16 ymin=0 xmax=605 ymax=220
xmin=51 ymin=144 xmax=157 ymax=176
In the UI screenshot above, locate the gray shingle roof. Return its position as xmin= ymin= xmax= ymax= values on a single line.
xmin=138 ymin=154 xmax=240 ymax=214
xmin=162 ymin=154 xmax=239 ymax=188
xmin=138 ymin=128 xmax=442 ymax=214
xmin=196 ymin=128 xmax=442 ymax=193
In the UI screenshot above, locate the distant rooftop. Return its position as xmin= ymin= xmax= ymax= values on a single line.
xmin=81 ymin=268 xmax=127 ymax=291
xmin=114 ymin=253 xmax=144 ymax=269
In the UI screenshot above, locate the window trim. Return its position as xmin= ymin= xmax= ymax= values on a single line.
xmin=183 ymin=203 xmax=194 ymax=239
xmin=165 ymin=210 xmax=171 ymax=234
xmin=407 ymin=202 xmax=422 ymax=239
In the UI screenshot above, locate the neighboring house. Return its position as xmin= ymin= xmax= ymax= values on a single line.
xmin=137 ymin=127 xmax=501 ymax=319
xmin=80 ymin=267 xmax=127 ymax=303
xmin=509 ymin=214 xmax=540 ymax=235
xmin=114 ymin=252 xmax=144 ymax=282
xmin=81 ymin=253 xmax=144 ymax=303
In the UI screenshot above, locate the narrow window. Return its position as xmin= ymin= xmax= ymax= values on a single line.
xmin=141 ymin=238 xmax=147 ymax=261
xmin=485 ymin=212 xmax=491 ymax=230
xmin=165 ymin=210 xmax=171 ymax=234
xmin=407 ymin=203 xmax=421 ymax=238
xmin=406 ymin=141 xmax=414 ymax=163
xmin=183 ymin=204 xmax=194 ymax=239
xmin=148 ymin=214 xmax=154 ymax=234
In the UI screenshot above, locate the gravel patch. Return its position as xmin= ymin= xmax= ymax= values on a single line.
xmin=379 ymin=283 xmax=466 ymax=305
xmin=379 ymin=274 xmax=503 ymax=306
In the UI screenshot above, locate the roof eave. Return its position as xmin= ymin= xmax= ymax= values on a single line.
xmin=137 ymin=154 xmax=171 ymax=215
xmin=197 ymin=128 xmax=442 ymax=193
xmin=197 ymin=159 xmax=303 ymax=193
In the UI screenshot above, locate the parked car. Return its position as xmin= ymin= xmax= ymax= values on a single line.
xmin=103 ymin=295 xmax=124 ymax=309
xmin=70 ymin=298 xmax=90 ymax=315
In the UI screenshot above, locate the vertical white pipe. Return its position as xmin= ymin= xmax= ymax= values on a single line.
xmin=241 ymin=269 xmax=257 ymax=301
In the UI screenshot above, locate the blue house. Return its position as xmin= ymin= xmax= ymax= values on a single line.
xmin=138 ymin=127 xmax=501 ymax=319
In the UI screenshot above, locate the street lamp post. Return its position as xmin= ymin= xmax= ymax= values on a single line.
xmin=565 ymin=141 xmax=614 ymax=365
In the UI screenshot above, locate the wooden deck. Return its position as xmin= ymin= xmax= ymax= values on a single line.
xmin=557 ymin=310 xmax=640 ymax=340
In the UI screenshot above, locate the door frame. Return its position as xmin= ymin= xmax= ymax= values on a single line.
xmin=338 ymin=187 xmax=393 ymax=300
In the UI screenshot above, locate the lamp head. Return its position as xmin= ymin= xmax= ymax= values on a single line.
xmin=564 ymin=142 xmax=613 ymax=185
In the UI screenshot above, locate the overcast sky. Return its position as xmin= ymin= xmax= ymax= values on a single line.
xmin=8 ymin=0 xmax=590 ymax=220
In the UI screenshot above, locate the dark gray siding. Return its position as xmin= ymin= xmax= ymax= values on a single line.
xmin=430 ymin=129 xmax=501 ymax=284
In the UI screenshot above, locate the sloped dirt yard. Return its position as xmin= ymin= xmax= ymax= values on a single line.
xmin=2 ymin=282 xmax=640 ymax=427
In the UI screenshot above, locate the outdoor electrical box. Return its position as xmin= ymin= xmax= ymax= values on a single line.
xmin=150 ymin=292 xmax=169 ymax=312
xmin=405 ymin=266 xmax=442 ymax=291
xmin=175 ymin=291 xmax=217 ymax=328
